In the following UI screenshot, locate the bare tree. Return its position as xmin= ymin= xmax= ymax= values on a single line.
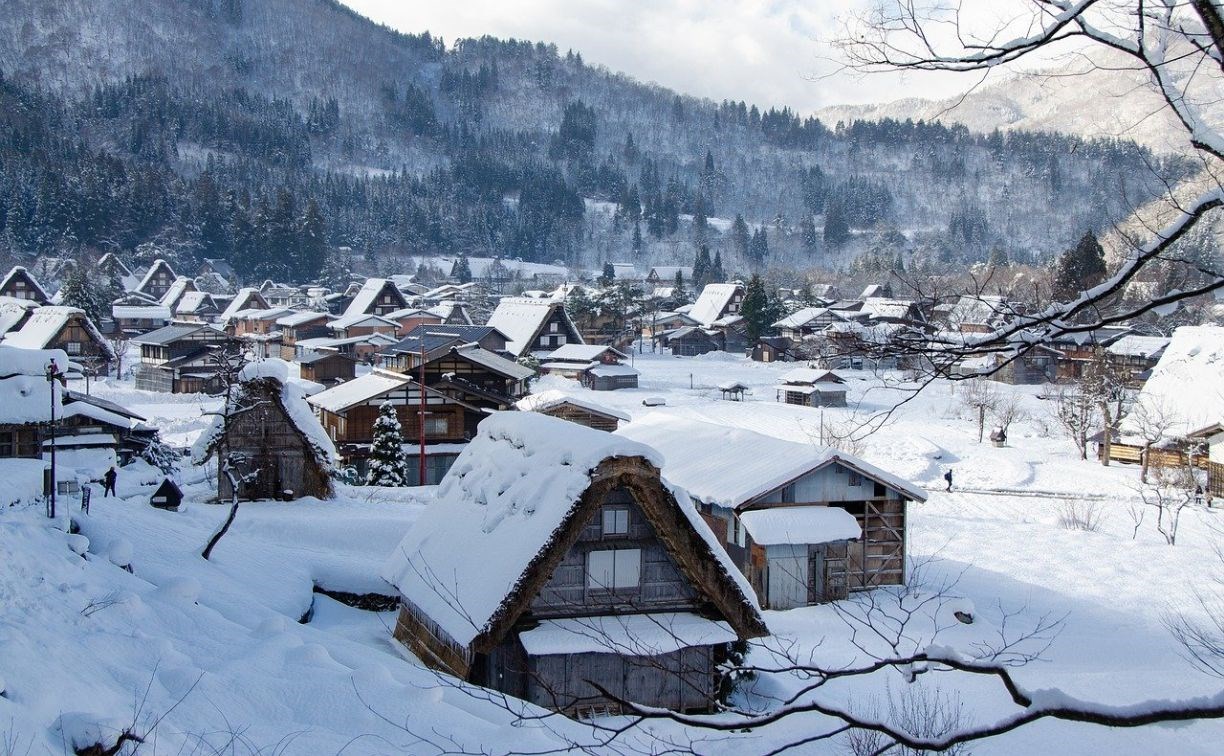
xmin=961 ymin=378 xmax=999 ymax=443
xmin=1052 ymin=385 xmax=1097 ymax=460
xmin=1135 ymin=462 xmax=1202 ymax=545
xmin=834 ymin=1 xmax=1224 ymax=374
xmin=1166 ymin=519 xmax=1224 ymax=676
xmin=110 ymin=338 xmax=129 ymax=380
xmin=1130 ymin=399 xmax=1178 ymax=482
xmin=990 ymin=390 xmax=1027 ymax=443
xmin=1082 ymin=348 xmax=1131 ymax=466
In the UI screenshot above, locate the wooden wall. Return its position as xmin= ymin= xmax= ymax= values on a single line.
xmin=538 ymin=404 xmax=620 ymax=432
xmin=524 ymin=646 xmax=715 ymax=715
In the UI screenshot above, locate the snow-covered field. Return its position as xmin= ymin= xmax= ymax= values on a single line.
xmin=2 ymin=352 xmax=1222 ymax=754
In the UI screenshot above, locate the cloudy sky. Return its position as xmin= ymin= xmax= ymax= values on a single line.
xmin=339 ymin=1 xmax=993 ymax=114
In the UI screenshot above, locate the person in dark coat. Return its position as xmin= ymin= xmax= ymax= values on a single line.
xmin=102 ymin=466 xmax=118 ymax=497
xmin=944 ymin=468 xmax=953 ymax=492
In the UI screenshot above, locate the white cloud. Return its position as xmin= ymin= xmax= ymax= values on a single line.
xmin=340 ymin=0 xmax=992 ymax=113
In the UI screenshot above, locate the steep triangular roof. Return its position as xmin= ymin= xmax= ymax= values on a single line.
xmin=135 ymin=259 xmax=177 ymax=296
xmin=0 ymin=267 xmax=51 ymax=304
xmin=383 ymin=412 xmax=766 ymax=652
xmin=486 ymin=298 xmax=583 ymax=356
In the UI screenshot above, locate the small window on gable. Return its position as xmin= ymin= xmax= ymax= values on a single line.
xmin=550 ymin=321 xmax=559 ymax=333
xmin=780 ymin=483 xmax=796 ymax=501
xmin=849 ymin=471 xmax=862 ymax=487
xmin=602 ymin=507 xmax=629 ymax=536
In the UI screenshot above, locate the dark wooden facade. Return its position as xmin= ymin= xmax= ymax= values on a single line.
xmin=391 ymin=456 xmax=767 ymax=716
xmin=0 ymin=267 xmax=50 ymax=304
xmin=533 ymin=402 xmax=623 ymax=432
xmin=299 ymin=352 xmax=356 ymax=386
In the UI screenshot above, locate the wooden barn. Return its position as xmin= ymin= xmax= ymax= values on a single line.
xmin=486 ymin=297 xmax=585 ymax=357
xmin=131 ymin=323 xmax=232 ymax=393
xmin=297 ymin=350 xmax=356 ymax=386
xmin=193 ymin=360 xmax=336 ymax=501
xmin=0 ymin=266 xmax=51 ymax=304
xmin=133 ymin=259 xmax=178 ymax=301
xmin=617 ymin=415 xmax=927 ymax=604
xmin=382 ymin=412 xmax=767 ymax=717
xmin=343 ymin=278 xmax=408 ymax=318
xmin=2 ymin=306 xmax=114 ymax=374
xmin=516 ymin=390 xmax=630 ymax=432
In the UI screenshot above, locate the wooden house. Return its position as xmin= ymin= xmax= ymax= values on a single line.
xmin=771 ymin=307 xmax=858 ymax=341
xmin=326 ymin=312 xmax=399 ymax=341
xmin=193 ymin=360 xmax=335 ymax=501
xmin=218 ymin=287 xmax=270 ymax=326
xmin=486 ymin=297 xmax=585 ymax=357
xmin=276 ymin=311 xmax=334 ymax=361
xmin=309 ymin=348 xmax=532 ymax=482
xmin=111 ymin=293 xmax=172 ymax=335
xmin=2 ymin=306 xmax=114 ymax=374
xmin=660 ymin=326 xmax=723 ymax=357
xmin=173 ymin=292 xmax=222 ymax=323
xmin=689 ymin=283 xmax=745 ymax=327
xmin=617 ymin=415 xmax=927 ymax=604
xmin=952 ymin=346 xmax=1059 ymax=385
xmin=0 ymin=266 xmax=51 ymax=304
xmin=1105 ymin=334 xmax=1169 ymax=387
xmin=540 ymin=344 xmax=639 ymax=390
xmin=297 ymin=350 xmax=356 ymax=386
xmin=645 ymin=266 xmax=694 ymax=285
xmin=516 ymin=390 xmax=630 ymax=432
xmin=131 ymin=323 xmax=232 ymax=393
xmin=0 ymin=346 xmax=70 ymax=460
xmin=751 ymin=336 xmax=799 ymax=363
xmin=383 ymin=412 xmax=767 ymax=716
xmin=343 ymin=278 xmax=409 ymax=318
xmin=1188 ymin=422 xmax=1224 ymax=499
xmin=385 ymin=307 xmax=445 ymax=335
xmin=1045 ymin=326 xmax=1131 ymax=381
xmin=158 ymin=277 xmax=196 ymax=313
xmin=198 ymin=258 xmax=237 ymax=287
xmin=426 ymin=301 xmax=476 ymax=326
xmin=775 ymin=368 xmax=848 ymax=408
xmin=134 ymin=259 xmax=178 ymax=301
xmin=377 ymin=325 xmax=510 ymax=372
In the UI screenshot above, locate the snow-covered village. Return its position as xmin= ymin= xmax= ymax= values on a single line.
xmin=4 ymin=2 xmax=1224 ymax=754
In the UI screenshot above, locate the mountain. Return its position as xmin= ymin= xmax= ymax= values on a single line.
xmin=0 ymin=0 xmax=1194 ymax=282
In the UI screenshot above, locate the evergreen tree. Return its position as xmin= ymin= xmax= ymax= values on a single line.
xmin=731 ymin=214 xmax=751 ymax=260
xmin=366 ymin=401 xmax=411 ymax=486
xmin=1053 ymin=231 xmax=1107 ymax=297
xmin=632 ymin=221 xmax=643 ymax=256
xmin=60 ymin=266 xmax=106 ymax=324
xmin=710 ymin=250 xmax=726 ymax=284
xmin=693 ymin=245 xmax=711 ymax=288
xmin=454 ymin=253 xmax=473 ymax=283
xmin=296 ymin=199 xmax=327 ymax=281
xmin=601 ymin=262 xmax=616 ymax=285
xmin=987 ymin=245 xmax=1009 ymax=269
xmin=800 ymin=215 xmax=819 ymax=254
xmin=740 ymin=274 xmax=771 ymax=342
xmin=672 ymin=270 xmax=688 ymax=303
xmin=748 ymin=227 xmax=769 ymax=264
xmin=824 ymin=201 xmax=850 ymax=247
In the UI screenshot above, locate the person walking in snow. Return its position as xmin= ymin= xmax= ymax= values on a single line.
xmin=944 ymin=468 xmax=953 ymax=492
xmin=102 ymin=466 xmax=117 ymax=498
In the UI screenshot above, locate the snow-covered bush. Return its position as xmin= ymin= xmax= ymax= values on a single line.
xmin=365 ymin=401 xmax=411 ymax=487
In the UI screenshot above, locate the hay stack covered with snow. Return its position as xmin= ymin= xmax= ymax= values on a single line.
xmin=194 ymin=359 xmax=337 ymax=501
xmin=382 ymin=411 xmax=766 ymax=715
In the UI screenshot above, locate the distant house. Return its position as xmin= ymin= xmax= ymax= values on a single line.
xmin=860 ymin=283 xmax=892 ymax=299
xmin=309 ymin=348 xmax=531 ymax=481
xmin=751 ymin=336 xmax=799 ymax=363
xmin=173 ymin=291 xmax=222 ymax=323
xmin=111 ymin=298 xmax=172 ymax=336
xmin=1045 ymin=326 xmax=1131 ymax=381
xmin=772 ymin=307 xmax=858 ymax=341
xmin=131 ymin=323 xmax=232 ymax=393
xmin=775 ymin=368 xmax=848 ymax=408
xmin=516 ymin=390 xmax=631 ymax=432
xmin=1105 ymin=334 xmax=1169 ymax=387
xmin=383 ymin=412 xmax=767 ymax=716
xmin=660 ymin=326 xmax=724 ymax=357
xmin=540 ymin=344 xmax=639 ymax=390
xmin=326 ymin=312 xmax=399 ymax=341
xmin=645 ymin=266 xmax=694 ymax=284
xmin=385 ymin=307 xmax=445 ymax=335
xmin=952 ymin=346 xmax=1059 ymax=385
xmin=194 ymin=360 xmax=335 ymax=501
xmin=617 ymin=415 xmax=926 ymax=604
xmin=377 ymin=324 xmax=510 ymax=372
xmin=159 ymin=277 xmax=196 ymax=313
xmin=297 ymin=350 xmax=356 ymax=387
xmin=3 ymin=306 xmax=114 ymax=374
xmin=343 ymin=278 xmax=408 ymax=318
xmin=218 ymin=287 xmax=270 ymax=326
xmin=0 ymin=267 xmax=51 ymax=304
xmin=276 ymin=311 xmax=333 ymax=361
xmin=486 ymin=297 xmax=584 ymax=357
xmin=426 ymin=300 xmax=475 ymax=326
xmin=689 ymin=283 xmax=745 ymax=327
xmin=134 ymin=259 xmax=178 ymax=301
xmin=198 ymin=258 xmax=237 ymax=285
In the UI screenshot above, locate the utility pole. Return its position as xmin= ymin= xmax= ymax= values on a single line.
xmin=45 ymin=359 xmax=64 ymax=519
xmin=418 ymin=335 xmax=427 ymax=486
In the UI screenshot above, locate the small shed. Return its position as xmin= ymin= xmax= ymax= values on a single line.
xmin=149 ymin=478 xmax=183 ymax=510
xmin=737 ymin=507 xmax=861 ymax=609
xmin=516 ymin=390 xmax=631 ymax=432
xmin=775 ymin=368 xmax=848 ymax=408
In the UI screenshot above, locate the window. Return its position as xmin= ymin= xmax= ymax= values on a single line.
xmin=0 ymin=431 xmax=13 ymax=457
xmin=848 ymin=471 xmax=862 ymax=487
xmin=587 ymin=549 xmax=640 ymax=590
xmin=602 ymin=507 xmax=629 ymax=536
xmin=425 ymin=417 xmax=449 ymax=435
xmin=781 ymin=483 xmax=796 ymax=502
xmin=65 ymin=342 xmax=81 ymax=355
xmin=549 ymin=321 xmax=559 ymax=333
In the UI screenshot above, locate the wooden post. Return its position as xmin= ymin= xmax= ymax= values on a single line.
xmin=418 ymin=336 xmax=427 ymax=486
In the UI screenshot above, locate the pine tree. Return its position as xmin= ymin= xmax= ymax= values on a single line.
xmin=601 ymin=262 xmax=616 ymax=285
xmin=800 ymin=215 xmax=819 ymax=253
xmin=366 ymin=401 xmax=411 ymax=486
xmin=297 ymin=199 xmax=327 ymax=281
xmin=1053 ymin=231 xmax=1107 ymax=298
xmin=632 ymin=221 xmax=643 ymax=255
xmin=693 ymin=245 xmax=711 ymax=288
xmin=731 ymin=214 xmax=751 ymax=260
xmin=672 ymin=270 xmax=687 ymax=303
xmin=60 ymin=266 xmax=106 ymax=324
xmin=454 ymin=253 xmax=473 ymax=283
xmin=824 ymin=201 xmax=850 ymax=247
xmin=740 ymin=274 xmax=771 ymax=342
xmin=710 ymin=251 xmax=726 ymax=284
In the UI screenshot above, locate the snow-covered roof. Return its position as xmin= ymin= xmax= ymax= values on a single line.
xmin=0 ymin=266 xmax=50 ymax=303
xmin=648 ymin=266 xmax=694 ymax=280
xmin=1119 ymin=325 xmax=1224 ymax=440
xmin=546 ymin=344 xmax=627 ymax=362
xmin=307 ymin=370 xmax=411 ymax=413
xmin=516 ymin=389 xmax=631 ymax=421
xmin=486 ymin=298 xmax=578 ymax=356
xmin=589 ymin=364 xmax=640 ymax=378
xmin=328 ymin=312 xmax=399 ymax=331
xmin=0 ymin=297 xmax=37 ymax=336
xmin=112 ymin=304 xmax=172 ymax=320
xmin=3 ymin=307 xmax=111 ymax=358
xmin=343 ymin=278 xmax=401 ymax=318
xmin=780 ymin=368 xmax=845 ymax=386
xmin=425 ymin=301 xmax=473 ymax=324
xmin=859 ymin=297 xmax=918 ymax=322
xmin=219 ymin=288 xmax=266 ymax=322
xmin=689 ymin=283 xmax=743 ymax=326
xmin=616 ymin=414 xmax=926 ymax=508
xmin=451 ymin=345 xmax=536 ymax=380
xmin=276 ymin=310 xmax=332 ymax=328
xmin=159 ymin=277 xmax=193 ymax=308
xmin=739 ymin=506 xmax=862 ymax=546
xmin=175 ymin=291 xmax=215 ymax=314
xmin=1106 ymin=334 xmax=1170 ymax=359
xmin=0 ymin=345 xmax=71 ymax=423
xmin=193 ymin=359 xmax=337 ymax=471
xmin=134 ymin=259 xmax=175 ymax=294
xmin=773 ymin=307 xmax=835 ymax=329
xmin=382 ymin=412 xmax=664 ymax=646
xmin=518 ymin=612 xmax=736 ymax=656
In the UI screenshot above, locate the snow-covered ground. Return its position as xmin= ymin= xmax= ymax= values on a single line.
xmin=2 ymin=353 xmax=1223 ymax=753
